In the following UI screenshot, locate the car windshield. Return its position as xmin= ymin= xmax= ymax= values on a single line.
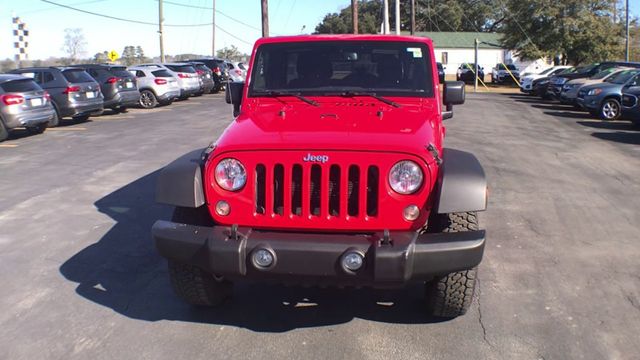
xmin=249 ymin=41 xmax=434 ymax=97
xmin=606 ymin=70 xmax=639 ymax=84
xmin=1 ymin=79 xmax=40 ymax=92
xmin=497 ymin=64 xmax=517 ymax=70
xmin=590 ymin=68 xmax=620 ymax=80
xmin=62 ymin=69 xmax=95 ymax=83
xmin=578 ymin=64 xmax=599 ymax=74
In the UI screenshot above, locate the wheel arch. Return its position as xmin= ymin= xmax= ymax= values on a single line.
xmin=435 ymin=148 xmax=487 ymax=214
xmin=156 ymin=149 xmax=207 ymax=208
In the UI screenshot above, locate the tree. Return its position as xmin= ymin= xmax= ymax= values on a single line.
xmin=93 ymin=51 xmax=109 ymax=63
xmin=314 ymin=0 xmax=505 ymax=34
xmin=0 ymin=58 xmax=17 ymax=72
xmin=61 ymin=28 xmax=87 ymax=64
xmin=216 ymin=45 xmax=244 ymax=61
xmin=121 ymin=45 xmax=136 ymax=66
xmin=500 ymin=0 xmax=624 ymax=64
xmin=135 ymin=46 xmax=148 ymax=63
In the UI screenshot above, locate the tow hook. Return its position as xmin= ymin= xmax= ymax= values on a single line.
xmin=379 ymin=229 xmax=393 ymax=246
xmin=426 ymin=144 xmax=442 ymax=166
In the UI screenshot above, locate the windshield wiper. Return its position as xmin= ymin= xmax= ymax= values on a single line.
xmin=264 ymin=90 xmax=319 ymax=107
xmin=335 ymin=91 xmax=401 ymax=108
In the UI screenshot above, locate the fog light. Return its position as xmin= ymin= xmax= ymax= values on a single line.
xmin=252 ymin=249 xmax=274 ymax=268
xmin=215 ymin=200 xmax=230 ymax=216
xmin=403 ymin=205 xmax=420 ymax=221
xmin=342 ymin=252 xmax=364 ymax=271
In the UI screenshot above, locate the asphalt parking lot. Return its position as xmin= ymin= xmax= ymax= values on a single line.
xmin=1 ymin=93 xmax=639 ymax=359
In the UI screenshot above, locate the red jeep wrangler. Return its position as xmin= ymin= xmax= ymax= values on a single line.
xmin=152 ymin=35 xmax=487 ymax=318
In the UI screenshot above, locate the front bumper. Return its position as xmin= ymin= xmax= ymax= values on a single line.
xmin=577 ymin=95 xmax=600 ymax=111
xmin=152 ymin=221 xmax=486 ymax=286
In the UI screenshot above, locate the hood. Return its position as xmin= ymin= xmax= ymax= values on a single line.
xmin=214 ymin=98 xmax=441 ymax=156
xmin=580 ymin=82 xmax=622 ymax=92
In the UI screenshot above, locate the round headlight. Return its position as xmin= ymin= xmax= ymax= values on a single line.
xmin=389 ymin=160 xmax=423 ymax=195
xmin=214 ymin=158 xmax=246 ymax=191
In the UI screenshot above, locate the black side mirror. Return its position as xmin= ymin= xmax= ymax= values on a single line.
xmin=442 ymin=81 xmax=465 ymax=120
xmin=227 ymin=81 xmax=244 ymax=117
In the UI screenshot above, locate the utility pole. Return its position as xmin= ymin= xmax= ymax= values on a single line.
xmin=158 ymin=0 xmax=165 ymax=63
xmin=625 ymin=0 xmax=629 ymax=61
xmin=410 ymin=0 xmax=416 ymax=35
xmin=212 ymin=0 xmax=216 ymax=57
xmin=261 ymin=0 xmax=269 ymax=37
xmin=474 ymin=38 xmax=479 ymax=93
xmin=395 ymin=0 xmax=400 ymax=34
xmin=383 ymin=0 xmax=390 ymax=34
xmin=352 ymin=0 xmax=358 ymax=34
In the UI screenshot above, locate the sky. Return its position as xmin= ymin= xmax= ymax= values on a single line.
xmin=1 ymin=0 xmax=639 ymax=61
xmin=0 ymin=0 xmax=349 ymax=60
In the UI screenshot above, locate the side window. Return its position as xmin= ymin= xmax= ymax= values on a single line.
xmin=628 ymin=75 xmax=640 ymax=87
xmin=136 ymin=70 xmax=146 ymax=77
xmin=42 ymin=72 xmax=55 ymax=84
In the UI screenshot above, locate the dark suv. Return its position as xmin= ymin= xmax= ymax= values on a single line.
xmin=9 ymin=67 xmax=103 ymax=125
xmin=187 ymin=58 xmax=228 ymax=93
xmin=72 ymin=64 xmax=140 ymax=112
xmin=549 ymin=62 xmax=640 ymax=98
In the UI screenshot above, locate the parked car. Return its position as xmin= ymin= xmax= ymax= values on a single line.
xmin=456 ymin=63 xmax=484 ymax=83
xmin=490 ymin=63 xmax=520 ymax=84
xmin=188 ymin=62 xmax=216 ymax=94
xmin=560 ymin=67 xmax=629 ymax=106
xmin=187 ymin=58 xmax=228 ymax=93
xmin=9 ymin=66 xmax=103 ymax=125
xmin=225 ymin=60 xmax=245 ymax=83
xmin=577 ymin=69 xmax=640 ymax=120
xmin=437 ymin=62 xmax=445 ymax=83
xmin=153 ymin=35 xmax=485 ymax=319
xmin=549 ymin=62 xmax=640 ymax=99
xmin=235 ymin=62 xmax=248 ymax=77
xmin=520 ymin=66 xmax=572 ymax=94
xmin=0 ymin=74 xmax=56 ymax=142
xmin=70 ymin=64 xmax=140 ymax=113
xmin=128 ymin=66 xmax=181 ymax=109
xmin=139 ymin=63 xmax=201 ymax=100
xmin=621 ymin=83 xmax=640 ymax=126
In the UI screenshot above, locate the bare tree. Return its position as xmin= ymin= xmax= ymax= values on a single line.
xmin=61 ymin=28 xmax=87 ymax=64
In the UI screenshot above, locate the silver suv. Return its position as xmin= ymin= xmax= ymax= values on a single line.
xmin=128 ymin=66 xmax=181 ymax=109
xmin=0 ymin=74 xmax=56 ymax=142
xmin=138 ymin=63 xmax=200 ymax=100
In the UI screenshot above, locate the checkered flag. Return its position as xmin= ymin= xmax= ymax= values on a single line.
xmin=12 ymin=17 xmax=29 ymax=62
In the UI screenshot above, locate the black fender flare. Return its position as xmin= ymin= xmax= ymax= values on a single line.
xmin=435 ymin=148 xmax=487 ymax=214
xmin=156 ymin=149 xmax=206 ymax=208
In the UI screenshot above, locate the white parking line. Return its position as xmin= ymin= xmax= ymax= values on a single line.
xmin=0 ymin=144 xmax=19 ymax=148
xmin=47 ymin=127 xmax=87 ymax=131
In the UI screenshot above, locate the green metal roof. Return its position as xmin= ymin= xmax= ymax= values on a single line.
xmin=411 ymin=32 xmax=504 ymax=49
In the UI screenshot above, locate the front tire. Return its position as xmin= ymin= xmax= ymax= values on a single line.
xmin=600 ymin=98 xmax=621 ymax=121
xmin=167 ymin=206 xmax=233 ymax=306
xmin=425 ymin=212 xmax=479 ymax=318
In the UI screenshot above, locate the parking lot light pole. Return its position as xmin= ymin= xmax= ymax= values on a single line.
xmin=212 ymin=0 xmax=216 ymax=57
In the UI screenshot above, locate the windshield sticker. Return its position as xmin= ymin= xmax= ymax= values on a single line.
xmin=406 ymin=47 xmax=422 ymax=58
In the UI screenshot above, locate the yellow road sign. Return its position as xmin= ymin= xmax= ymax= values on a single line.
xmin=108 ymin=50 xmax=119 ymax=62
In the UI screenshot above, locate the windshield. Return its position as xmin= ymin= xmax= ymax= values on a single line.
xmin=497 ymin=64 xmax=517 ymax=70
xmin=606 ymin=70 xmax=639 ymax=84
xmin=578 ymin=64 xmax=599 ymax=74
xmin=590 ymin=68 xmax=620 ymax=80
xmin=249 ymin=41 xmax=434 ymax=97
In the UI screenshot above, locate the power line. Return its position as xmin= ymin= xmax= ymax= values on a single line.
xmin=160 ymin=0 xmax=277 ymax=34
xmin=40 ymin=0 xmax=214 ymax=27
xmin=215 ymin=24 xmax=253 ymax=46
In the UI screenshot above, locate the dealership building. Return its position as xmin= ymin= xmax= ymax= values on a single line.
xmin=415 ymin=32 xmax=549 ymax=76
